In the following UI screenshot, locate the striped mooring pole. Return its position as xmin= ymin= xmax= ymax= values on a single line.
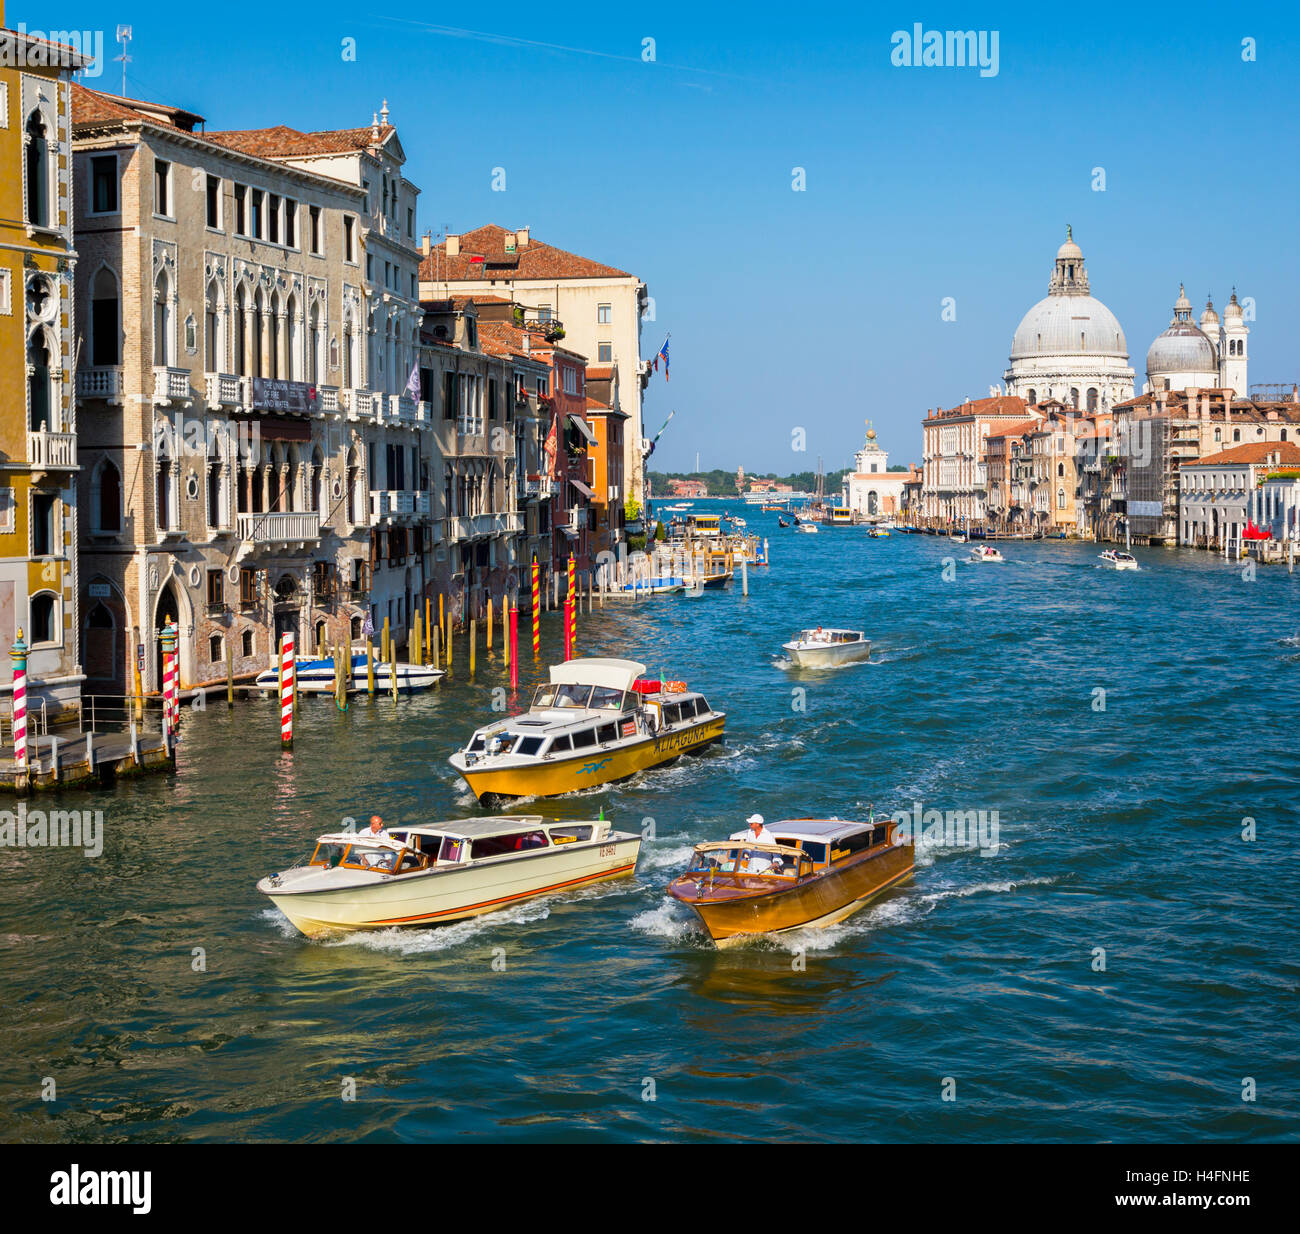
xmin=509 ymin=603 xmax=518 ymax=692
xmin=279 ymin=632 xmax=295 ymax=749
xmin=566 ymin=554 xmax=576 ymax=660
xmin=10 ymin=629 xmax=29 ymax=790
xmin=531 ymin=555 xmax=540 ymax=659
xmin=159 ymin=618 xmax=179 ymax=749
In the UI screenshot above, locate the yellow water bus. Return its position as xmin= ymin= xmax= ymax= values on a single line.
xmin=449 ymin=658 xmax=725 ymax=803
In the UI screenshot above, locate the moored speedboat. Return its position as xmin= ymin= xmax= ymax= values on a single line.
xmin=666 ymin=817 xmax=914 ymax=946
xmin=969 ymin=544 xmax=1003 ymax=562
xmin=450 ymin=658 xmax=726 ymax=803
xmin=780 ymin=627 xmax=871 ymax=668
xmin=605 ymin=575 xmax=687 ymax=597
xmin=259 ymin=815 xmax=641 ymax=938
xmin=254 ymin=652 xmax=444 ymax=694
xmin=1099 ymin=549 xmax=1139 ymax=571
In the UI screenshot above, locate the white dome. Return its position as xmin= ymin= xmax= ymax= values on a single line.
xmin=1010 ymin=295 xmax=1129 ymax=360
xmin=1147 ymin=321 xmax=1217 ymax=376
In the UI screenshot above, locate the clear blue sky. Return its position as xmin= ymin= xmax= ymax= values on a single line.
xmin=44 ymin=1 xmax=1300 ymax=472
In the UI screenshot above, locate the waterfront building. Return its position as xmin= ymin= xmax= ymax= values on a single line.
xmin=1146 ymin=287 xmax=1249 ymax=396
xmin=1178 ymin=442 xmax=1300 ymax=550
xmin=842 ymin=422 xmax=909 ymax=517
xmin=1026 ymin=405 xmax=1085 ymax=534
xmin=920 ymin=394 xmax=1035 ymax=525
xmin=419 ymin=225 xmax=650 ymax=506
xmin=1003 ymin=228 xmax=1135 ymax=412
xmin=204 ymin=103 xmax=427 ymax=651
xmin=0 ymin=23 xmax=88 ymax=718
xmin=667 ymin=478 xmax=708 ymax=499
xmin=1106 ymin=388 xmax=1300 ymax=543
xmin=71 ymin=86 xmax=395 ymax=695
xmin=584 ymin=396 xmax=627 ymax=560
xmin=983 ymin=419 xmax=1039 ymax=532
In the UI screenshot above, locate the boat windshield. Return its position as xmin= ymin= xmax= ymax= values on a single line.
xmin=532 ymin=683 xmax=592 ymax=709
xmin=690 ymin=845 xmax=799 ymax=878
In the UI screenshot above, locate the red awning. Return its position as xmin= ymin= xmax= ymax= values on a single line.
xmin=570 ymin=478 xmax=596 ymax=500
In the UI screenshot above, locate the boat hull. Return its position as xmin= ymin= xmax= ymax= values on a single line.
xmin=261 ymin=835 xmax=643 ymax=937
xmin=670 ymin=842 xmax=913 ymax=945
xmin=454 ymin=714 xmax=726 ymax=802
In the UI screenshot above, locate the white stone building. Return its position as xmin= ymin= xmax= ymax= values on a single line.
xmin=842 ymin=422 xmax=908 ymax=517
xmin=1145 ymin=286 xmax=1249 ymax=395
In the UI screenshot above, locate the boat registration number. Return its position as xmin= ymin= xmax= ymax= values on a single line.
xmin=600 ymin=845 xmax=617 ymax=858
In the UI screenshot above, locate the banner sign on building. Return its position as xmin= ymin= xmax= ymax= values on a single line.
xmin=1127 ymin=501 xmax=1163 ymax=517
xmin=251 ymin=378 xmax=318 ymax=416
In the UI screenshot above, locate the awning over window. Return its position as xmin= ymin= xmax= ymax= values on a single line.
xmin=570 ymin=478 xmax=596 ymax=500
xmin=566 ymin=414 xmax=597 ymax=445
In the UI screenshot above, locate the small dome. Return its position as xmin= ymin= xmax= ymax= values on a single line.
xmin=1173 ymin=283 xmax=1192 ymax=314
xmin=1146 ymin=320 xmax=1217 ymax=377
xmin=1056 ymin=225 xmax=1082 ymax=262
xmin=1200 ymin=296 xmax=1219 ymax=329
xmin=1224 ymin=290 xmax=1244 ymax=322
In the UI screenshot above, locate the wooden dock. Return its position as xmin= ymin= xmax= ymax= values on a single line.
xmin=0 ymin=730 xmax=173 ymax=793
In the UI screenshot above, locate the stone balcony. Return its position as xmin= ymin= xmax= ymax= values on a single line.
xmin=205 ymin=372 xmax=250 ymax=409
xmin=237 ymin=510 xmax=321 ymax=547
xmin=370 ymin=490 xmax=432 ymax=520
xmin=449 ymin=511 xmax=521 ymax=540
xmin=153 ymin=366 xmax=193 ymax=405
xmin=28 ymin=429 xmax=77 ymax=470
xmin=76 ymin=366 xmax=124 ymax=403
xmin=339 ymin=388 xmax=378 ymax=421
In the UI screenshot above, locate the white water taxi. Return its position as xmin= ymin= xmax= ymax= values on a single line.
xmin=1099 ymin=549 xmax=1139 ymax=571
xmin=254 ymin=653 xmax=444 ymax=694
xmin=450 ymin=658 xmax=726 ymax=802
xmin=969 ymin=544 xmax=1004 ymax=563
xmin=781 ymin=627 xmax=872 ymax=668
xmin=795 ymin=521 xmax=819 ymax=534
xmin=258 ymin=815 xmax=642 ymax=937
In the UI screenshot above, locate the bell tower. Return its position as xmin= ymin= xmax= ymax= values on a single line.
xmin=1221 ymin=290 xmax=1249 ymax=396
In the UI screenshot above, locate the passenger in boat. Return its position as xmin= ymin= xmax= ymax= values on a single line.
xmin=363 ymin=815 xmax=394 ymax=843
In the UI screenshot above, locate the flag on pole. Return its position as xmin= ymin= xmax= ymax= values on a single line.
xmin=543 ymin=410 xmax=559 ymax=478
xmin=657 ymin=337 xmax=670 ymax=381
xmin=404 ymin=362 xmax=420 ymax=401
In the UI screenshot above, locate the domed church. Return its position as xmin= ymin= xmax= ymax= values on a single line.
xmin=1003 ymin=227 xmax=1135 ymax=412
xmin=1145 ymin=286 xmax=1248 ymax=394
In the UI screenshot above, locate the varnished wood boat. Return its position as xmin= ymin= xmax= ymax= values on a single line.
xmin=666 ymin=818 xmax=913 ymax=945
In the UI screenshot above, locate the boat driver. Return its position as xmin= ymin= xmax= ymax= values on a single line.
xmin=364 ymin=814 xmax=393 ymax=843
xmin=730 ymin=813 xmax=777 ymax=873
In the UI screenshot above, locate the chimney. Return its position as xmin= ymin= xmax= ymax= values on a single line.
xmin=446 ymin=234 xmax=460 ymax=257
xmin=421 ymin=232 xmax=432 ymax=259
xmin=517 ymin=226 xmax=530 ymax=247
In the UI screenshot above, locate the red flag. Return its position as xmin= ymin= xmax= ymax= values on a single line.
xmin=543 ymin=411 xmax=559 ymax=479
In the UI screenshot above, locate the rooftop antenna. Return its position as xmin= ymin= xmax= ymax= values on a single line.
xmin=114 ymin=26 xmax=132 ymax=97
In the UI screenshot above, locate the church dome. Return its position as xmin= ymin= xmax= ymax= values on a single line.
xmin=1010 ymin=295 xmax=1128 ymax=359
xmin=1147 ymin=284 xmax=1218 ymax=378
xmin=1200 ymin=296 xmax=1219 ymax=330
xmin=1146 ymin=321 xmax=1217 ymax=376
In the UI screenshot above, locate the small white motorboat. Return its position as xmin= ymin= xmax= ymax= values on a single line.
xmin=258 ymin=815 xmax=643 ymax=937
xmin=254 ymin=652 xmax=444 ymax=695
xmin=969 ymin=545 xmax=1004 ymax=563
xmin=952 ymin=533 xmax=968 ymax=544
xmin=795 ymin=522 xmax=819 ymax=534
xmin=605 ymin=575 xmax=688 ymax=598
xmin=780 ymin=627 xmax=872 ymax=668
xmin=1099 ymin=549 xmax=1139 ymax=571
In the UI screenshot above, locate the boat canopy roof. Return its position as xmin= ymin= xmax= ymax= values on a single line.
xmin=393 ymin=815 xmax=606 ymax=841
xmin=792 ymin=628 xmax=863 ymax=641
xmin=549 ymin=657 xmax=646 ymax=692
xmin=768 ymin=818 xmax=874 ymax=843
xmin=315 ymin=831 xmax=406 ymax=851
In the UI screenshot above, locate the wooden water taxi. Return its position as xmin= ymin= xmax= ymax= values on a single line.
xmin=450 ymin=658 xmax=726 ymax=803
xmin=666 ymin=817 xmax=914 ymax=945
xmin=258 ymin=815 xmax=641 ymax=938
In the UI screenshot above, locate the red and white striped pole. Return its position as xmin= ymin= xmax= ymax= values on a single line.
xmin=159 ymin=618 xmax=178 ymax=750
xmin=509 ymin=603 xmax=518 ymax=692
xmin=279 ymin=632 xmax=295 ymax=749
xmin=11 ymin=629 xmax=29 ymax=791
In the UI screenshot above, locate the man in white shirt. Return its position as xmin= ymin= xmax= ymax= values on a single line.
xmin=729 ymin=813 xmax=777 ymax=872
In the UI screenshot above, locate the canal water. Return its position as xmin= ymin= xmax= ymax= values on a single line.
xmin=3 ymin=517 xmax=1298 ymax=1142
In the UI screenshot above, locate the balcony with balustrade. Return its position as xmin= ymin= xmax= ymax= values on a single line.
xmin=28 ymin=429 xmax=77 ymax=470
xmin=449 ymin=511 xmax=521 ymax=540
xmin=76 ymin=367 xmax=124 ymax=403
xmin=205 ymin=372 xmax=250 ymax=410
xmin=236 ymin=510 xmax=321 ymax=548
xmin=340 ymin=388 xmax=377 ymax=421
xmin=153 ymin=366 xmax=193 ymax=405
xmin=370 ymin=490 xmax=432 ymax=521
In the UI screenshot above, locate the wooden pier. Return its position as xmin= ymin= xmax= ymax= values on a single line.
xmin=0 ymin=730 xmax=173 ymax=793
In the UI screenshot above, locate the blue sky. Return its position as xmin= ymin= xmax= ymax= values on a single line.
xmin=41 ymin=1 xmax=1300 ymax=472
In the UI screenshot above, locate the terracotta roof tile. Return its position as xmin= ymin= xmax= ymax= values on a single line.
xmin=204 ymin=123 xmax=396 ymax=157
xmin=421 ymin=224 xmax=632 ymax=283
xmin=1184 ymin=442 xmax=1300 ymax=467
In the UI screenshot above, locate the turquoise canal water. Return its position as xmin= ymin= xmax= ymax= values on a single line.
xmin=3 ymin=518 xmax=1298 ymax=1142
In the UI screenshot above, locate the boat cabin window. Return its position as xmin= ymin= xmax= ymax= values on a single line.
xmin=589 ymin=686 xmax=624 ymax=710
xmin=310 ymin=842 xmax=349 ymax=868
xmin=343 ymin=845 xmax=398 ymax=871
xmin=691 ymin=845 xmax=799 ymax=877
xmin=695 ymin=696 xmax=711 ymax=715
xmin=533 ymin=683 xmax=592 ymax=709
xmin=548 ymin=734 xmax=572 ymax=754
xmin=833 ymin=828 xmax=879 ymax=859
xmin=486 ymin=732 xmax=518 ymax=755
xmin=572 ymin=728 xmax=597 ymax=750
xmin=408 ymin=834 xmax=442 ymax=858
xmin=468 ymin=735 xmax=486 ymax=752
xmin=663 ymin=702 xmax=683 ymax=725
xmin=549 ymin=824 xmax=593 ymax=844
xmin=515 ymin=736 xmax=544 ymax=757
xmin=778 ymin=839 xmax=827 ymax=865
xmin=597 ymin=722 xmax=619 ymax=743
xmin=471 ymin=830 xmax=549 ymax=859
xmin=440 ymin=837 xmax=467 ymax=862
